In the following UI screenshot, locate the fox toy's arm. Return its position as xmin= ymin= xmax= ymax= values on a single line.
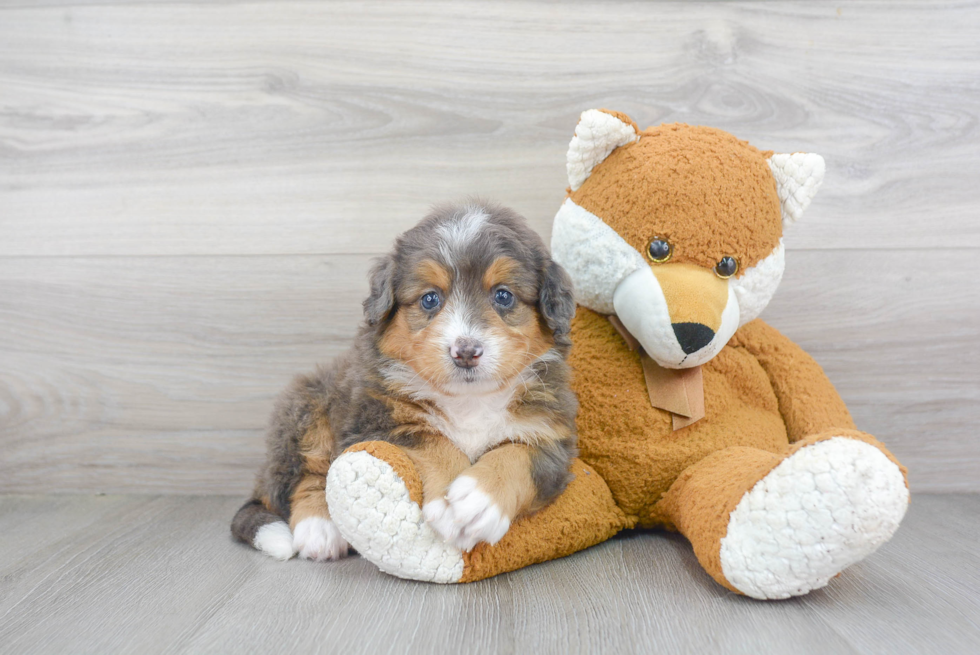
xmin=732 ymin=319 xmax=856 ymax=443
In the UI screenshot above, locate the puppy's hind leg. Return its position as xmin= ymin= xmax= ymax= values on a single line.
xmin=286 ymin=405 xmax=348 ymax=561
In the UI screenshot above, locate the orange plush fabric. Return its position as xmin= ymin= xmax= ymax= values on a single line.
xmin=570 ymin=122 xmax=783 ymax=272
xmin=550 ymin=112 xmax=908 ymax=597
xmin=570 ymin=309 xmax=791 ymax=527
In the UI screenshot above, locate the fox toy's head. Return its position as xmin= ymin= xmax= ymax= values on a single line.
xmin=551 ymin=109 xmax=824 ymax=369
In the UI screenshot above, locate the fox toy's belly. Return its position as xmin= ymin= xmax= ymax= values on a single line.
xmin=569 ymin=307 xmax=788 ymax=527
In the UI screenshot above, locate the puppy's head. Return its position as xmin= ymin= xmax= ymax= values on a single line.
xmin=364 ymin=201 xmax=574 ymax=396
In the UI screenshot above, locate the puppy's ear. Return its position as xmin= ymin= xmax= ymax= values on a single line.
xmin=539 ymin=260 xmax=576 ymax=342
xmin=363 ymin=255 xmax=396 ymax=326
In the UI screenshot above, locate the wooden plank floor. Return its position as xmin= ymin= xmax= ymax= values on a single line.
xmin=0 ymin=494 xmax=977 ymax=654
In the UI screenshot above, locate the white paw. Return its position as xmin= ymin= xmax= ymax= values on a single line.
xmin=719 ymin=437 xmax=909 ymax=599
xmin=424 ymin=476 xmax=510 ymax=552
xmin=422 ymin=498 xmax=459 ymax=543
xmin=292 ymin=517 xmax=350 ymax=561
xmin=253 ymin=521 xmax=296 ymax=561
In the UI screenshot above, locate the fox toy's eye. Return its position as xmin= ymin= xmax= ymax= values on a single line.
xmin=493 ymin=288 xmax=515 ymax=308
xmin=420 ymin=292 xmax=441 ymax=311
xmin=647 ymin=238 xmax=672 ymax=263
xmin=714 ymin=256 xmax=739 ymax=279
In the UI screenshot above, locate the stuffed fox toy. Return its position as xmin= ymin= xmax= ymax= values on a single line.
xmin=325 ymin=109 xmax=910 ymax=599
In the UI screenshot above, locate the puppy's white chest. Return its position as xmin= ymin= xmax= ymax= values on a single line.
xmin=433 ymin=392 xmax=513 ymax=462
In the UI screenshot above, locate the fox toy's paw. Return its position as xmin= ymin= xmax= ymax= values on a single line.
xmin=326 ymin=442 xmax=466 ymax=583
xmin=719 ymin=436 xmax=909 ymax=599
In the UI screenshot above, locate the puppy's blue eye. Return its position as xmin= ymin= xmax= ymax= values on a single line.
xmin=420 ymin=292 xmax=441 ymax=311
xmin=494 ymin=289 xmax=514 ymax=308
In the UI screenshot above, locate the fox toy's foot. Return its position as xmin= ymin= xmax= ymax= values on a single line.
xmin=326 ymin=442 xmax=465 ymax=582
xmin=661 ymin=431 xmax=909 ymax=599
xmin=326 ymin=441 xmax=629 ymax=583
xmin=720 ymin=436 xmax=909 ymax=599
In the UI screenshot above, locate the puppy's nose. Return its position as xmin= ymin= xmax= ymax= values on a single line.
xmin=672 ymin=322 xmax=715 ymax=354
xmin=450 ymin=338 xmax=484 ymax=368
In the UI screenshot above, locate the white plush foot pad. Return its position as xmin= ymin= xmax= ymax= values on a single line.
xmin=326 ymin=450 xmax=465 ymax=583
xmin=720 ymin=437 xmax=909 ymax=599
xmin=293 ymin=516 xmax=350 ymax=561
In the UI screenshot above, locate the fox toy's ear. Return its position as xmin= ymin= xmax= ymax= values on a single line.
xmin=768 ymin=153 xmax=825 ymax=224
xmin=539 ymin=260 xmax=576 ymax=346
xmin=567 ymin=109 xmax=640 ymax=192
xmin=363 ymin=255 xmax=396 ymax=326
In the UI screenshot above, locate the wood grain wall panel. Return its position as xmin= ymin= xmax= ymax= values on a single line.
xmin=1 ymin=1 xmax=978 ymax=256
xmin=0 ymin=255 xmax=371 ymax=495
xmin=1 ymin=1 xmax=977 ymax=492
xmin=1 ymin=250 xmax=975 ymax=494
xmin=767 ymin=251 xmax=980 ymax=492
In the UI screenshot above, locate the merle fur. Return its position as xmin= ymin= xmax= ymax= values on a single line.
xmin=232 ymin=201 xmax=578 ymax=546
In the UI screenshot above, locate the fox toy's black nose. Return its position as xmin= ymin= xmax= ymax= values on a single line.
xmin=451 ymin=338 xmax=484 ymax=368
xmin=672 ymin=322 xmax=715 ymax=354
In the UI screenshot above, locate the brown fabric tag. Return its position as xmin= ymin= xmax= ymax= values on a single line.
xmin=608 ymin=315 xmax=705 ymax=430
xmin=608 ymin=315 xmax=642 ymax=353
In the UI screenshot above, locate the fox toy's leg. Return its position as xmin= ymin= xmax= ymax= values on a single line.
xmin=326 ymin=441 xmax=629 ymax=583
xmin=658 ymin=430 xmax=909 ymax=599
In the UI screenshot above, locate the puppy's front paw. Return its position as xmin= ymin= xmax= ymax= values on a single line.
xmin=424 ymin=476 xmax=510 ymax=552
xmin=422 ymin=497 xmax=460 ymax=544
xmin=292 ymin=517 xmax=350 ymax=561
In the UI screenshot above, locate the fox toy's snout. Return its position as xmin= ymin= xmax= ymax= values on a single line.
xmin=613 ymin=262 xmax=739 ymax=368
xmin=651 ymin=263 xmax=729 ymax=354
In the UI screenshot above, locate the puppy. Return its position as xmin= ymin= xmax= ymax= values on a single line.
xmin=231 ymin=201 xmax=578 ymax=561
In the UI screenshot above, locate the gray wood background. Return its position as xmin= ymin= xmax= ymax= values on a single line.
xmin=1 ymin=0 xmax=978 ymax=495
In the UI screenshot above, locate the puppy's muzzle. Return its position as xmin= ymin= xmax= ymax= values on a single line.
xmin=451 ymin=337 xmax=484 ymax=369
